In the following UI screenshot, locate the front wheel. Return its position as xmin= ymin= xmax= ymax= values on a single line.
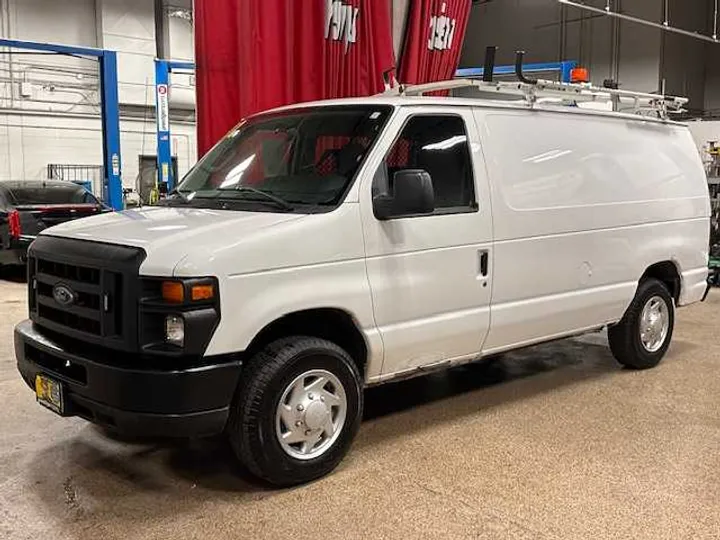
xmin=608 ymin=278 xmax=675 ymax=370
xmin=227 ymin=337 xmax=363 ymax=486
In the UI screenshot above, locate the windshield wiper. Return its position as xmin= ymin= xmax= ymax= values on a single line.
xmin=219 ymin=186 xmax=294 ymax=211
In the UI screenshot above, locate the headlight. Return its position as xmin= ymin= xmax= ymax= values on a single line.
xmin=140 ymin=277 xmax=219 ymax=355
xmin=165 ymin=315 xmax=185 ymax=347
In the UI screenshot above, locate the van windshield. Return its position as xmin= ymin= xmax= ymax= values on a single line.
xmin=168 ymin=105 xmax=393 ymax=213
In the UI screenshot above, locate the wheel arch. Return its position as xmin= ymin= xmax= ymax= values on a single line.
xmin=640 ymin=260 xmax=682 ymax=305
xmin=243 ymin=308 xmax=369 ymax=376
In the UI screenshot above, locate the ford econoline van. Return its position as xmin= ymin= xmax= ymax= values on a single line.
xmin=15 ymin=81 xmax=711 ymax=485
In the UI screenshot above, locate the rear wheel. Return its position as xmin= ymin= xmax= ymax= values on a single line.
xmin=608 ymin=278 xmax=674 ymax=370
xmin=227 ymin=336 xmax=363 ymax=486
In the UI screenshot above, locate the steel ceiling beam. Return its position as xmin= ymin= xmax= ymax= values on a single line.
xmin=558 ymin=0 xmax=720 ymax=44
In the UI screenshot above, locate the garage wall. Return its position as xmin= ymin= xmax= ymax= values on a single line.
xmin=460 ymin=0 xmax=714 ymax=112
xmin=688 ymin=120 xmax=720 ymax=159
xmin=704 ymin=0 xmax=720 ymax=114
xmin=662 ymin=0 xmax=710 ymax=112
xmin=165 ymin=0 xmax=195 ymax=111
xmin=0 ymin=112 xmax=196 ymax=188
xmin=461 ymin=0 xmax=561 ymax=68
xmin=97 ymin=0 xmax=156 ymax=107
xmin=0 ymin=0 xmax=197 ymax=190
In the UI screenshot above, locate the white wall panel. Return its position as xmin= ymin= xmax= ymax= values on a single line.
xmin=0 ymin=112 xmax=197 ymax=189
xmin=12 ymin=0 xmax=97 ymax=47
xmin=169 ymin=17 xmax=194 ymax=61
xmin=167 ymin=7 xmax=195 ymax=110
xmin=0 ymin=0 xmax=100 ymax=114
xmin=688 ymin=120 xmax=720 ymax=157
xmin=98 ymin=0 xmax=157 ymax=106
xmin=0 ymin=0 xmax=199 ymax=200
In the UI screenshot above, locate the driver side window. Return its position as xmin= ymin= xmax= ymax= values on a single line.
xmin=384 ymin=115 xmax=476 ymax=212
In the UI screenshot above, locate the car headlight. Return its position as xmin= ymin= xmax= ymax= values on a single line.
xmin=165 ymin=315 xmax=185 ymax=347
xmin=140 ymin=277 xmax=220 ymax=355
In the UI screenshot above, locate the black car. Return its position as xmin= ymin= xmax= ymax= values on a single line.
xmin=0 ymin=180 xmax=108 ymax=266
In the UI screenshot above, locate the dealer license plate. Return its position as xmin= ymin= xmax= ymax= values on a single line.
xmin=35 ymin=374 xmax=64 ymax=415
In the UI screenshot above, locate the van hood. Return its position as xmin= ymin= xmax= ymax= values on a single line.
xmin=42 ymin=206 xmax=305 ymax=274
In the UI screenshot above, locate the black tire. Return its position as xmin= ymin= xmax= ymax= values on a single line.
xmin=608 ymin=278 xmax=675 ymax=370
xmin=227 ymin=336 xmax=363 ymax=486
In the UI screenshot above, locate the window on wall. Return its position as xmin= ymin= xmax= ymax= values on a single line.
xmin=384 ymin=115 xmax=476 ymax=212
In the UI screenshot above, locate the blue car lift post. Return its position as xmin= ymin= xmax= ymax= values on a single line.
xmin=155 ymin=59 xmax=195 ymax=192
xmin=0 ymin=39 xmax=124 ymax=210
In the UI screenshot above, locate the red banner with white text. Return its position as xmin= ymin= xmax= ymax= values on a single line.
xmin=194 ymin=0 xmax=395 ymax=156
xmin=398 ymin=0 xmax=471 ymax=85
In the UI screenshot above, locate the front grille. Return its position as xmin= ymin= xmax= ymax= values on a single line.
xmin=28 ymin=236 xmax=145 ymax=352
xmin=37 ymin=281 xmax=100 ymax=310
xmin=37 ymin=259 xmax=100 ymax=284
xmin=38 ymin=303 xmax=102 ymax=335
xmin=32 ymin=258 xmax=115 ymax=338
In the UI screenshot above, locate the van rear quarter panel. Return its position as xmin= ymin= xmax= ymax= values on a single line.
xmin=476 ymin=108 xmax=710 ymax=352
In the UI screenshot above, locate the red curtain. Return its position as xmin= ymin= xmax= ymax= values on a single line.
xmin=398 ymin=0 xmax=471 ymax=85
xmin=195 ymin=0 xmax=395 ymax=156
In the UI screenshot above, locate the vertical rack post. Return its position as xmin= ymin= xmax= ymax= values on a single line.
xmin=155 ymin=59 xmax=172 ymax=191
xmin=154 ymin=59 xmax=195 ymax=192
xmin=99 ymin=51 xmax=123 ymax=210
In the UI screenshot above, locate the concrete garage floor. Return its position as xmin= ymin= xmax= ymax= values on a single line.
xmin=0 ymin=271 xmax=719 ymax=540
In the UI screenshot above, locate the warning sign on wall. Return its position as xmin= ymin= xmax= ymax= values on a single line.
xmin=157 ymin=84 xmax=170 ymax=133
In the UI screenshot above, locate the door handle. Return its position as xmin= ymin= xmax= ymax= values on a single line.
xmin=478 ymin=250 xmax=489 ymax=277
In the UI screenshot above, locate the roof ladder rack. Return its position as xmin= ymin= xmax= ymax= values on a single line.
xmin=383 ymin=50 xmax=688 ymax=120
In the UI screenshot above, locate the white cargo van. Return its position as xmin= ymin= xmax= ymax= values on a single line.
xmin=15 ymin=79 xmax=710 ymax=486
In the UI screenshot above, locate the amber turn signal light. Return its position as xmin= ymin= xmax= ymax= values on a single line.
xmin=161 ymin=281 xmax=185 ymax=303
xmin=191 ymin=284 xmax=215 ymax=301
xmin=570 ymin=67 xmax=590 ymax=84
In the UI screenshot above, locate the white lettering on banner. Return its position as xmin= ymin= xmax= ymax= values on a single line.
xmin=428 ymin=2 xmax=457 ymax=51
xmin=325 ymin=0 xmax=359 ymax=53
xmin=157 ymin=84 xmax=170 ymax=133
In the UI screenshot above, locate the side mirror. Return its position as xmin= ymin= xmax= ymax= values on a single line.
xmin=373 ymin=169 xmax=435 ymax=220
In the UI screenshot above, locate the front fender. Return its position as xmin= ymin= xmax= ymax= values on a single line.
xmin=204 ymin=259 xmax=384 ymax=378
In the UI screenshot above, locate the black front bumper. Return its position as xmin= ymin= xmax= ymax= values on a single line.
xmin=15 ymin=320 xmax=242 ymax=437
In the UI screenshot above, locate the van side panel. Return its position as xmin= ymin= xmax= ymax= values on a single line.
xmin=476 ymin=109 xmax=710 ymax=353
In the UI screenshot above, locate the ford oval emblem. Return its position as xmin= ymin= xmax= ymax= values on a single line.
xmin=52 ymin=284 xmax=76 ymax=307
